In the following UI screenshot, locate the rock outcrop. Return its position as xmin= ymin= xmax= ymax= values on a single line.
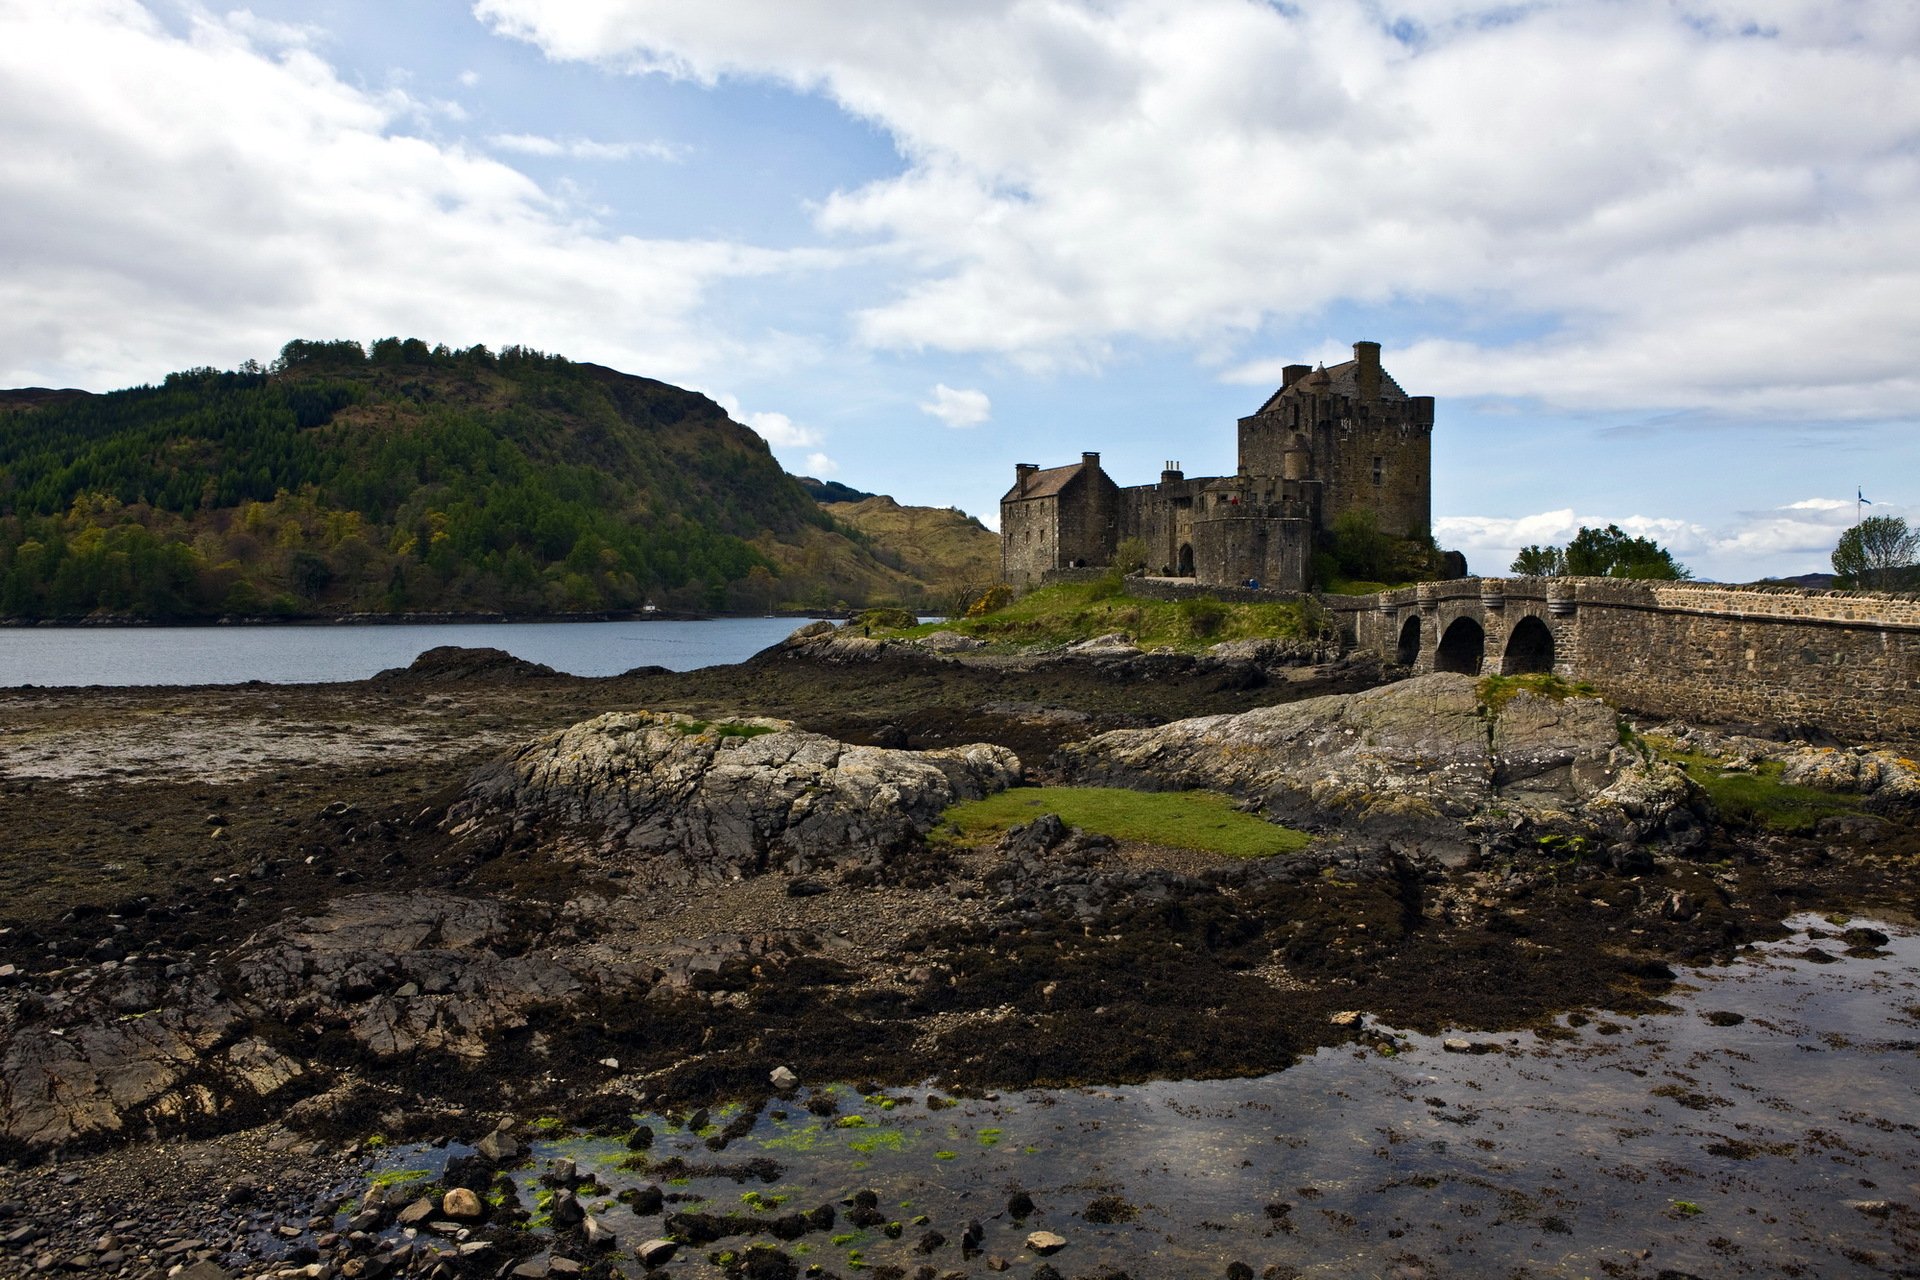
xmin=447 ymin=712 xmax=1020 ymax=883
xmin=372 ymin=645 xmax=561 ymax=682
xmin=1057 ymin=672 xmax=1705 ymax=857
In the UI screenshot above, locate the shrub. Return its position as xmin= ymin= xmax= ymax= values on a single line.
xmin=965 ymin=583 xmax=1014 ymax=617
xmin=1177 ymin=595 xmax=1228 ymax=638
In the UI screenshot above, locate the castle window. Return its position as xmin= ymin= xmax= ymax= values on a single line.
xmin=1371 ymin=455 xmax=1385 ymax=486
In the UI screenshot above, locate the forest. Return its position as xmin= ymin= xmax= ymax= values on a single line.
xmin=0 ymin=339 xmax=847 ymax=619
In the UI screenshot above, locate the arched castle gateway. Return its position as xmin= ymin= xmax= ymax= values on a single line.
xmin=1000 ymin=341 xmax=1434 ymax=592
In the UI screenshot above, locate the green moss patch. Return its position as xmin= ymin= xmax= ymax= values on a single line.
xmin=1476 ymin=672 xmax=1600 ymax=714
xmin=938 ymin=786 xmax=1310 ymax=858
xmin=1649 ymin=737 xmax=1862 ymax=835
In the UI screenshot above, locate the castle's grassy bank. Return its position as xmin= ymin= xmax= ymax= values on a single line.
xmin=888 ymin=579 xmax=1333 ymax=652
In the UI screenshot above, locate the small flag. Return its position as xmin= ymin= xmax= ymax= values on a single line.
xmin=1859 ymin=488 xmax=1872 ymax=505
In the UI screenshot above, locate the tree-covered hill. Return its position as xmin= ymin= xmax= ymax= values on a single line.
xmin=0 ymin=339 xmax=915 ymax=619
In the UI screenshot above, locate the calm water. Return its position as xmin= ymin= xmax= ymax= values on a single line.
xmin=363 ymin=914 xmax=1920 ymax=1277
xmin=0 ymin=617 xmax=823 ymax=688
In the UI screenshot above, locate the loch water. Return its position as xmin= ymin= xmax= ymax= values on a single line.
xmin=0 ymin=617 xmax=822 ymax=687
xmin=368 ymin=914 xmax=1920 ymax=1277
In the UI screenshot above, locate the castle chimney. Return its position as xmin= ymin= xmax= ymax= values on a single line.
xmin=1161 ymin=460 xmax=1184 ymax=486
xmin=1281 ymin=364 xmax=1311 ymax=389
xmin=1015 ymin=462 xmax=1038 ymax=495
xmin=1353 ymin=341 xmax=1381 ymax=401
xmin=1081 ymin=452 xmax=1102 ymax=472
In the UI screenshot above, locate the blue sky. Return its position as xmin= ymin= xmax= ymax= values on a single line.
xmin=3 ymin=0 xmax=1917 ymax=581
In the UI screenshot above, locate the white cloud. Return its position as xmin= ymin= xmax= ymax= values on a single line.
xmin=738 ymin=409 xmax=821 ymax=449
xmin=919 ymin=383 xmax=991 ymax=429
xmin=475 ymin=0 xmax=1920 ymax=416
xmin=1437 ymin=496 xmax=1889 ymax=581
xmin=488 ymin=132 xmax=684 ymax=161
xmin=0 ymin=0 xmax=802 ymax=390
xmin=804 ymin=451 xmax=839 ymax=476
xmin=458 ymin=69 xmax=481 ymax=87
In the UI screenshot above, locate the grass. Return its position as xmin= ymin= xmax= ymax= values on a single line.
xmin=1647 ymin=736 xmax=1863 ymax=835
xmin=1476 ymin=672 xmax=1600 ymax=714
xmin=883 ymin=581 xmax=1330 ymax=653
xmin=937 ymin=786 xmax=1310 ymax=858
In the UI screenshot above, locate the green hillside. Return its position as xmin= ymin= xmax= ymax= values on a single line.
xmin=0 ymin=339 xmax=897 ymax=619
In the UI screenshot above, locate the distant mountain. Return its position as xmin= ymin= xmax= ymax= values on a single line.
xmin=794 ymin=476 xmax=876 ymax=505
xmin=1753 ymin=573 xmax=1837 ymax=590
xmin=0 ymin=339 xmax=939 ymax=619
xmin=823 ymin=494 xmax=1001 ymax=589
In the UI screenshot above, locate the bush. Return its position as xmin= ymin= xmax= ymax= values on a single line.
xmin=853 ymin=607 xmax=917 ymax=630
xmin=1177 ymin=595 xmax=1228 ymax=638
xmin=965 ymin=583 xmax=1015 ymax=617
xmin=1111 ymin=536 xmax=1149 ymax=575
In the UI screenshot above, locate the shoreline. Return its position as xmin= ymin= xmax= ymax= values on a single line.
xmin=0 ymin=607 xmax=847 ymax=629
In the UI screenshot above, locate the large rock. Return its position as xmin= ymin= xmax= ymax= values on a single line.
xmin=0 ymin=894 xmax=577 ymax=1152
xmin=235 ymin=894 xmax=578 ymax=1060
xmin=446 ymin=712 xmax=1020 ymax=882
xmin=1057 ymin=672 xmax=1702 ymax=852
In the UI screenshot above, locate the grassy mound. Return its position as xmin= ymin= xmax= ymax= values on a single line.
xmin=894 ymin=580 xmax=1330 ymax=652
xmin=937 ymin=786 xmax=1311 ymax=858
xmin=1646 ymin=737 xmax=1862 ymax=834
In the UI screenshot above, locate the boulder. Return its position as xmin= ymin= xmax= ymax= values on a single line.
xmin=1057 ymin=672 xmax=1703 ymax=852
xmin=916 ymin=630 xmax=986 ymax=653
xmin=446 ymin=712 xmax=1020 ymax=882
xmin=636 ymin=1240 xmax=679 ymax=1267
xmin=442 ymin=1188 xmax=485 ymax=1221
xmin=1063 ymin=632 xmax=1140 ymax=658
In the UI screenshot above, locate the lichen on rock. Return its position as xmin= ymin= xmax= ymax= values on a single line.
xmin=446 ymin=711 xmax=1021 ymax=883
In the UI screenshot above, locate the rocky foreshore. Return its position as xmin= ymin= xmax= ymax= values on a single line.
xmin=0 ymin=635 xmax=1914 ymax=1277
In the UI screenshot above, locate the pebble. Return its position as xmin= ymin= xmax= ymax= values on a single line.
xmin=1026 ymin=1229 xmax=1068 ymax=1255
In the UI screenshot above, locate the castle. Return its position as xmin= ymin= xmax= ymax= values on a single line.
xmin=1000 ymin=341 xmax=1434 ymax=592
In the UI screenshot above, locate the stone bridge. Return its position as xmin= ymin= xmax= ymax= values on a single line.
xmin=1325 ymin=577 xmax=1920 ymax=742
xmin=1340 ymin=578 xmax=1579 ymax=678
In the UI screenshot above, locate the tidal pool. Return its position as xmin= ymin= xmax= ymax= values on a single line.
xmin=374 ymin=913 xmax=1919 ymax=1277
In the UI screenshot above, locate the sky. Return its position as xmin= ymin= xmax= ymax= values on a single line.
xmin=2 ymin=0 xmax=1916 ymax=582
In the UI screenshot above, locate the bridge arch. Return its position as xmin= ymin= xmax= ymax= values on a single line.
xmin=1501 ymin=614 xmax=1555 ymax=675
xmin=1435 ymin=616 xmax=1485 ymax=675
xmin=1395 ymin=615 xmax=1422 ymax=667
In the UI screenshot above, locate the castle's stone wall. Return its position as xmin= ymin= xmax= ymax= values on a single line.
xmin=1057 ymin=471 xmax=1122 ymax=573
xmin=1192 ymin=514 xmax=1312 ymax=592
xmin=1319 ymin=413 xmax=1432 ymax=540
xmin=1000 ymin=496 xmax=1057 ymax=588
xmin=1343 ymin=578 xmax=1920 ymax=742
xmin=1118 ymin=480 xmax=1200 ymax=577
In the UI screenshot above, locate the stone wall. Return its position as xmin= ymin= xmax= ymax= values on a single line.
xmin=1317 ymin=411 xmax=1433 ymax=540
xmin=1341 ymin=578 xmax=1920 ymax=742
xmin=1057 ymin=469 xmax=1122 ymax=573
xmin=1192 ymin=513 xmax=1312 ymax=592
xmin=1000 ymin=495 xmax=1057 ymax=587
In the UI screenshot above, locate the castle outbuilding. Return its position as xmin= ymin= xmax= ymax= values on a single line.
xmin=1000 ymin=341 xmax=1433 ymax=591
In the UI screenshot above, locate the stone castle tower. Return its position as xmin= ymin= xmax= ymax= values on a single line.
xmin=1000 ymin=341 xmax=1433 ymax=590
